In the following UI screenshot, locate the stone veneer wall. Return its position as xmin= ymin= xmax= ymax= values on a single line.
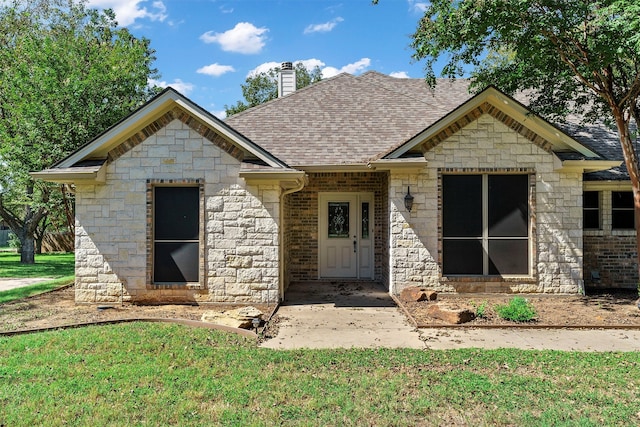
xmin=286 ymin=172 xmax=389 ymax=283
xmin=74 ymin=117 xmax=281 ymax=304
xmin=390 ymin=113 xmax=584 ymax=294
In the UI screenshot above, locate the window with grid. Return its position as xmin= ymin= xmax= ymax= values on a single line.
xmin=442 ymin=174 xmax=530 ymax=276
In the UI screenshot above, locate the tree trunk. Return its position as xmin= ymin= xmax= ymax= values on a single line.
xmin=611 ymin=110 xmax=640 ymax=293
xmin=20 ymin=234 xmax=35 ymax=264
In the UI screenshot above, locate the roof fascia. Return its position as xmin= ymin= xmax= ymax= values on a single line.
xmin=367 ymin=159 xmax=428 ymax=172
xmin=59 ymin=89 xmax=287 ymax=169
xmin=293 ymin=164 xmax=374 ymax=173
xmin=239 ymin=170 xmax=306 ymax=190
xmin=556 ymin=159 xmax=621 ymax=173
xmin=385 ymin=87 xmax=600 ymax=159
xmin=583 ymin=180 xmax=632 ymax=190
xmin=30 ymin=164 xmax=106 ymax=184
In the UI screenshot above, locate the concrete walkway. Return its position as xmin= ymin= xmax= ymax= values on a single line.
xmin=420 ymin=327 xmax=640 ymax=351
xmin=261 ymin=282 xmax=640 ymax=351
xmin=0 ymin=277 xmax=53 ymax=292
xmin=260 ymin=281 xmax=425 ymax=349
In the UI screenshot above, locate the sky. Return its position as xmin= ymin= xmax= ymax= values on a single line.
xmin=86 ymin=0 xmax=434 ymax=118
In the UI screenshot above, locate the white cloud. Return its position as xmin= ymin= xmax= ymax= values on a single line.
xmin=148 ymin=78 xmax=194 ymax=95
xmin=196 ymin=63 xmax=235 ymax=77
xmin=408 ymin=0 xmax=430 ymax=13
xmin=390 ymin=71 xmax=410 ymax=78
xmin=200 ymin=22 xmax=268 ymax=54
xmin=322 ymin=58 xmax=371 ymax=78
xmin=247 ymin=59 xmax=326 ymax=78
xmin=87 ymin=0 xmax=168 ymax=27
xmin=212 ymin=110 xmax=227 ymax=119
xmin=297 ymin=58 xmax=326 ymax=71
xmin=303 ymin=17 xmax=344 ymax=34
xmin=248 ymin=58 xmax=370 ymax=79
xmin=248 ymin=61 xmax=280 ymax=76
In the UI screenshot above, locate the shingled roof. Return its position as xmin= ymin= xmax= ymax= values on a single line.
xmin=225 ymin=71 xmax=628 ymax=179
xmin=225 ymin=72 xmax=473 ymax=167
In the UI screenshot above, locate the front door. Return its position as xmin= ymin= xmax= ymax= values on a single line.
xmin=319 ymin=193 xmax=374 ymax=279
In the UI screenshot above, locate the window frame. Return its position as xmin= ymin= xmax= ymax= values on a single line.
xmin=146 ymin=179 xmax=204 ymax=289
xmin=611 ymin=191 xmax=635 ymax=230
xmin=441 ymin=173 xmax=531 ymax=277
xmin=583 ymin=191 xmax=601 ymax=230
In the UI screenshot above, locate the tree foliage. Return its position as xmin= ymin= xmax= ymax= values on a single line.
xmin=410 ymin=0 xmax=640 ymax=284
xmin=225 ymin=62 xmax=323 ymax=116
xmin=0 ymin=0 xmax=159 ymax=262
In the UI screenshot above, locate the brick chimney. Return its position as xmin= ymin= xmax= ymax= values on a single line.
xmin=277 ymin=62 xmax=296 ymax=98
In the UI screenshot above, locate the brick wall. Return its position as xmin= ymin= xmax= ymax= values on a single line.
xmin=74 ymin=116 xmax=281 ymax=304
xmin=285 ymin=172 xmax=389 ymax=283
xmin=584 ymin=234 xmax=637 ymax=289
xmin=583 ymin=190 xmax=638 ymax=290
xmin=390 ymin=113 xmax=584 ymax=294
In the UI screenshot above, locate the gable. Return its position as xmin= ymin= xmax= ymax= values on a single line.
xmin=383 ymin=86 xmax=619 ymax=173
xmin=32 ymin=88 xmax=292 ymax=184
xmin=419 ymin=101 xmax=553 ymax=155
xmin=106 ymin=105 xmax=245 ymax=164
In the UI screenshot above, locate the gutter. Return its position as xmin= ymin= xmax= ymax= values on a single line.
xmin=278 ymin=175 xmax=307 ymax=301
xmin=30 ymin=164 xmax=106 ymax=184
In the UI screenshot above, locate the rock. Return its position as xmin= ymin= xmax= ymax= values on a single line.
xmin=201 ymin=306 xmax=263 ymax=329
xmin=426 ymin=303 xmax=475 ymax=324
xmin=400 ymin=287 xmax=437 ymax=302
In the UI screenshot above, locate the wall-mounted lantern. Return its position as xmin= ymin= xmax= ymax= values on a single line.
xmin=404 ymin=186 xmax=414 ymax=212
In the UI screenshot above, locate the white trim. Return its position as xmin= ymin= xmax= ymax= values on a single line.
xmin=386 ymin=87 xmax=600 ymax=160
xmin=58 ymin=89 xmax=287 ymax=170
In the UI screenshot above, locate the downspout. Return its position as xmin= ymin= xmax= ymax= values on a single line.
xmin=279 ymin=176 xmax=306 ymax=302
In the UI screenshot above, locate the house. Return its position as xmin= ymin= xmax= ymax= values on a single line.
xmin=32 ymin=65 xmax=635 ymax=304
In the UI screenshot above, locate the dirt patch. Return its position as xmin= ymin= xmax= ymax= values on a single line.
xmin=1 ymin=286 xmax=639 ymax=334
xmin=0 ymin=286 xmax=276 ymax=333
xmin=401 ymin=291 xmax=640 ymax=327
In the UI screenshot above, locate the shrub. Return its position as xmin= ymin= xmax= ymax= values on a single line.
xmin=495 ymin=297 xmax=537 ymax=322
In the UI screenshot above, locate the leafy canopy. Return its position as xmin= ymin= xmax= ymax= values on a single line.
xmin=410 ymin=0 xmax=640 ymax=124
xmin=0 ymin=0 xmax=159 ymax=261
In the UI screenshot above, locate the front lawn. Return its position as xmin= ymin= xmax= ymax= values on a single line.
xmin=1 ymin=323 xmax=638 ymax=426
xmin=0 ymin=252 xmax=74 ymax=278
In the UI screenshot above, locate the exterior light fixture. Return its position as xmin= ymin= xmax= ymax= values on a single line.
xmin=404 ymin=186 xmax=414 ymax=212
xmin=251 ymin=317 xmax=261 ymax=332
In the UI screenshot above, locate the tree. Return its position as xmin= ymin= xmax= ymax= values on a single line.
xmin=0 ymin=0 xmax=159 ymax=263
xmin=409 ymin=0 xmax=640 ymax=288
xmin=225 ymin=62 xmax=323 ymax=116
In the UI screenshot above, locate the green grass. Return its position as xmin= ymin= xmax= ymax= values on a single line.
xmin=0 ymin=252 xmax=74 ymax=279
xmin=1 ymin=323 xmax=639 ymax=426
xmin=0 ymin=276 xmax=75 ymax=304
xmin=0 ymin=252 xmax=75 ymax=303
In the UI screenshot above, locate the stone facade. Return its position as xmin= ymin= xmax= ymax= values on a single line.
xmin=389 ymin=113 xmax=584 ymax=294
xmin=74 ymin=117 xmax=281 ymax=304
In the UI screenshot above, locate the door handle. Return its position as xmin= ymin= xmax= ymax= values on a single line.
xmin=353 ymin=236 xmax=357 ymax=253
